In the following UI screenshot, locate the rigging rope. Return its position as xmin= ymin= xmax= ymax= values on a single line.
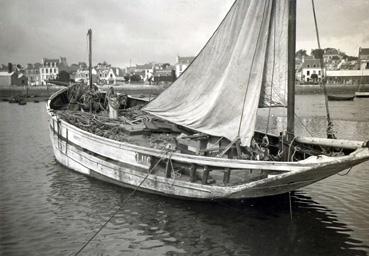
xmin=265 ymin=0 xmax=277 ymax=135
xmin=311 ymin=0 xmax=336 ymax=139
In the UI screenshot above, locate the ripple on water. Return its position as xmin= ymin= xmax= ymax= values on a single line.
xmin=1 ymin=99 xmax=369 ymax=256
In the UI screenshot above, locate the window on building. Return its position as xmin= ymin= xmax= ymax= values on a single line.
xmin=313 ymin=64 xmax=316 ymax=67
xmin=307 ymin=70 xmax=310 ymax=76
xmin=307 ymin=65 xmax=310 ymax=68
xmin=46 ymin=69 xmax=49 ymax=73
xmin=318 ymin=70 xmax=321 ymax=75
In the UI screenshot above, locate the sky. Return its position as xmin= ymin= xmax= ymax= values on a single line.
xmin=1 ymin=0 xmax=369 ymax=67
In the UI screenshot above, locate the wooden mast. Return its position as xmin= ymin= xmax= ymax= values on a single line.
xmin=287 ymin=0 xmax=296 ymax=143
xmin=87 ymin=29 xmax=93 ymax=89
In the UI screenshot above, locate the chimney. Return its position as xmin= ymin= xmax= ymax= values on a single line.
xmin=8 ymin=63 xmax=13 ymax=73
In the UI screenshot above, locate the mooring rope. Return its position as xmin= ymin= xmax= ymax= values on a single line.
xmin=71 ymin=150 xmax=170 ymax=256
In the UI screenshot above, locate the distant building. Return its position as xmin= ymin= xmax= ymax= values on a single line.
xmin=154 ymin=69 xmax=175 ymax=84
xmin=40 ymin=58 xmax=60 ymax=85
xmin=106 ymin=67 xmax=125 ymax=84
xmin=339 ymin=60 xmax=359 ymax=71
xmin=75 ymin=68 xmax=97 ymax=85
xmin=175 ymin=56 xmax=195 ymax=78
xmin=0 ymin=69 xmax=28 ymax=87
xmin=125 ymin=63 xmax=155 ymax=82
xmin=323 ymin=48 xmax=342 ymax=63
xmin=301 ymin=57 xmax=323 ymax=83
xmin=359 ymin=47 xmax=369 ymax=70
xmin=326 ymin=69 xmax=369 ymax=84
xmin=25 ymin=63 xmax=42 ymax=86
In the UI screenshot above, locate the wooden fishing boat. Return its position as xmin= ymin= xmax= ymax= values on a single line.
xmin=327 ymin=94 xmax=355 ymax=101
xmin=47 ymin=0 xmax=369 ymax=200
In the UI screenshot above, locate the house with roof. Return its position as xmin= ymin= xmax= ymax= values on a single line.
xmin=0 ymin=70 xmax=28 ymax=87
xmin=106 ymin=67 xmax=125 ymax=84
xmin=301 ymin=57 xmax=323 ymax=83
xmin=75 ymin=68 xmax=98 ymax=85
xmin=323 ymin=48 xmax=342 ymax=63
xmin=359 ymin=47 xmax=369 ymax=70
xmin=39 ymin=58 xmax=59 ymax=85
xmin=154 ymin=69 xmax=175 ymax=84
xmin=125 ymin=63 xmax=155 ymax=82
xmin=175 ymin=56 xmax=195 ymax=78
xmin=25 ymin=63 xmax=42 ymax=86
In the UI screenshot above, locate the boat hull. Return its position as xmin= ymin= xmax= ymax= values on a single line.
xmin=327 ymin=94 xmax=354 ymax=101
xmin=48 ymin=113 xmax=369 ymax=200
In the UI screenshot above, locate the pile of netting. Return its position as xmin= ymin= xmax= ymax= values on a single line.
xmin=57 ymin=110 xmax=178 ymax=149
xmin=58 ymin=111 xmax=134 ymax=142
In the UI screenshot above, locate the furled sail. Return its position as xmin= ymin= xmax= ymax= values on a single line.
xmin=143 ymin=0 xmax=289 ymax=146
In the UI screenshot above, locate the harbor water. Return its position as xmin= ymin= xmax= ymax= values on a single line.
xmin=1 ymin=94 xmax=369 ymax=256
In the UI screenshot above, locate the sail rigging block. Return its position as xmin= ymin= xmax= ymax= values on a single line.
xmin=144 ymin=0 xmax=289 ymax=146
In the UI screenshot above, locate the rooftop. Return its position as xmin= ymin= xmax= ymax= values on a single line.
xmin=302 ymin=58 xmax=321 ymax=68
xmin=359 ymin=48 xmax=369 ymax=58
xmin=177 ymin=56 xmax=195 ymax=64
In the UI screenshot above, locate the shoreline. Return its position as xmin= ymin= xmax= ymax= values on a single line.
xmin=1 ymin=83 xmax=368 ymax=100
xmin=296 ymin=83 xmax=369 ymax=94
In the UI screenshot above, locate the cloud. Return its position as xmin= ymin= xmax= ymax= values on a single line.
xmin=296 ymin=0 xmax=369 ymax=55
xmin=0 ymin=0 xmax=368 ymax=66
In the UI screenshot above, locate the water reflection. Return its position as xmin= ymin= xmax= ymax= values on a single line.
xmin=44 ymin=169 xmax=369 ymax=256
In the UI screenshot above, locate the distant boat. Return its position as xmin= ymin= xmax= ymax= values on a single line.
xmin=9 ymin=97 xmax=18 ymax=103
xmin=355 ymin=92 xmax=369 ymax=98
xmin=47 ymin=0 xmax=369 ymax=200
xmin=18 ymin=99 xmax=27 ymax=105
xmin=327 ymin=94 xmax=355 ymax=101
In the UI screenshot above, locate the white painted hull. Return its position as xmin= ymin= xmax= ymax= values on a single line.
xmin=355 ymin=92 xmax=369 ymax=98
xmin=48 ymin=112 xmax=369 ymax=200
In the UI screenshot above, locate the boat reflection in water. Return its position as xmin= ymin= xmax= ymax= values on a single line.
xmin=46 ymin=165 xmax=369 ymax=255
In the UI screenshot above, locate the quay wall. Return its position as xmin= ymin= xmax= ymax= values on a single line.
xmin=295 ymin=83 xmax=369 ymax=94
xmin=0 ymin=84 xmax=167 ymax=99
xmin=1 ymin=83 xmax=369 ymax=100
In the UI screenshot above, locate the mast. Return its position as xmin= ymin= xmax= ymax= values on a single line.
xmin=287 ymin=0 xmax=296 ymax=142
xmin=87 ymin=29 xmax=92 ymax=89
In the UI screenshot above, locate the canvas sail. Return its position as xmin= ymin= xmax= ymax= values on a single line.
xmin=259 ymin=0 xmax=289 ymax=107
xmin=143 ymin=0 xmax=289 ymax=146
